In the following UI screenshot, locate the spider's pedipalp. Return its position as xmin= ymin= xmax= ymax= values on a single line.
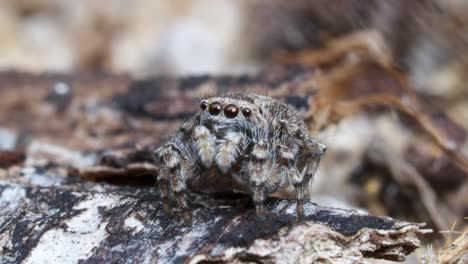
xmin=215 ymin=131 xmax=243 ymax=174
xmin=194 ymin=126 xmax=216 ymax=168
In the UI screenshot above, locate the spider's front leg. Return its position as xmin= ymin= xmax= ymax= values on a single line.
xmin=153 ymin=119 xmax=198 ymax=222
xmin=154 ymin=143 xmax=191 ymax=222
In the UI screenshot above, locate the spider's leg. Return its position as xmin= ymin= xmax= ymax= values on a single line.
xmin=154 ymin=144 xmax=177 ymax=215
xmin=301 ymin=134 xmax=327 ymax=159
xmin=154 ymin=166 xmax=172 ymax=216
xmin=294 ymin=134 xmax=327 ymax=217
xmin=154 ymin=143 xmax=191 ymax=221
xmin=248 ymin=139 xmax=270 ymax=215
xmin=154 ymin=118 xmax=199 ymax=222
xmin=278 ymin=144 xmax=305 ymax=216
xmin=277 ymin=118 xmax=326 ymax=217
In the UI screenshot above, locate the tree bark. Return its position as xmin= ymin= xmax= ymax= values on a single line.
xmin=1 ymin=180 xmax=425 ymax=264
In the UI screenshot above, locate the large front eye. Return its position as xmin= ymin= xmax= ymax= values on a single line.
xmin=224 ymin=104 xmax=239 ymax=118
xmin=209 ymin=101 xmax=222 ymax=115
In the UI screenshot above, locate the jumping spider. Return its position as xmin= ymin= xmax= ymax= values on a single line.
xmin=153 ymin=93 xmax=326 ymax=220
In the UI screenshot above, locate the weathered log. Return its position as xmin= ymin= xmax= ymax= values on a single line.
xmin=0 ymin=176 xmax=425 ymax=264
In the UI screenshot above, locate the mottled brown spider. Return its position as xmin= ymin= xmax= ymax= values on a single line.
xmin=153 ymin=93 xmax=326 ymax=221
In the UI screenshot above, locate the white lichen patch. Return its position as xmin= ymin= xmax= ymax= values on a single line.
xmin=24 ymin=227 xmax=107 ymax=264
xmin=0 ymin=185 xmax=26 ymax=212
xmin=23 ymin=194 xmax=121 ymax=264
xmin=124 ymin=215 xmax=144 ymax=233
xmin=20 ymin=167 xmax=63 ymax=187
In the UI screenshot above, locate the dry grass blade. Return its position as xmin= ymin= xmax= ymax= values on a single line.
xmin=439 ymin=228 xmax=468 ymax=264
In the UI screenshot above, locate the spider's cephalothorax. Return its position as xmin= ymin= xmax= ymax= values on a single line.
xmin=153 ymin=93 xmax=326 ymax=220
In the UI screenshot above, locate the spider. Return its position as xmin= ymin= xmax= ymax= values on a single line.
xmin=153 ymin=93 xmax=326 ymax=221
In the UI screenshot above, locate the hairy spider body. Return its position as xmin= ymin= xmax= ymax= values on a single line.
xmin=153 ymin=93 xmax=326 ymax=220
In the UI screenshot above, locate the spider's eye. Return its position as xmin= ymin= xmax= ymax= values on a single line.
xmin=242 ymin=108 xmax=252 ymax=117
xmin=224 ymin=104 xmax=239 ymax=118
xmin=200 ymin=101 xmax=208 ymax=111
xmin=209 ymin=101 xmax=222 ymax=115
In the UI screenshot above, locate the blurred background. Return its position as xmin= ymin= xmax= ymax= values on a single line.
xmin=0 ymin=0 xmax=258 ymax=76
xmin=0 ymin=1 xmax=467 ymax=262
